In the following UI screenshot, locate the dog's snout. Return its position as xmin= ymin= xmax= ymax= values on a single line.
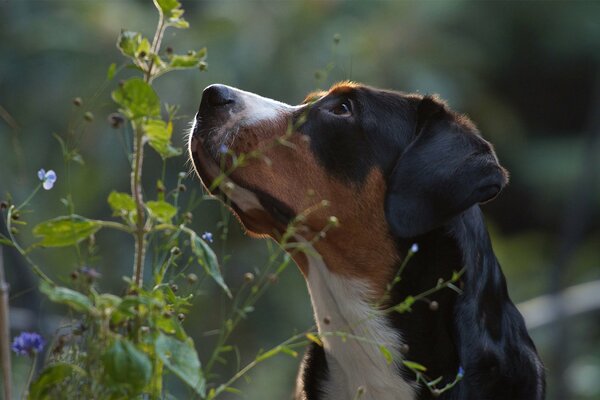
xmin=203 ymin=84 xmax=236 ymax=108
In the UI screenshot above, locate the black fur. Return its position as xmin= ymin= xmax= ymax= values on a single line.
xmin=295 ymin=86 xmax=545 ymax=399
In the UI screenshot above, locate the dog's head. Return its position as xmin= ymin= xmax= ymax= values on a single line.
xmin=189 ymin=82 xmax=508 ymax=289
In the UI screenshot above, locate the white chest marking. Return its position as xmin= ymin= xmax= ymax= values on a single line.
xmin=299 ymin=238 xmax=415 ymax=400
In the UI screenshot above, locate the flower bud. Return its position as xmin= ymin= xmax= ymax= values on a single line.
xmin=243 ymin=272 xmax=255 ymax=283
xmin=400 ymin=344 xmax=410 ymax=355
xmin=429 ymin=301 xmax=439 ymax=311
xmin=84 ymin=112 xmax=94 ymax=122
xmin=186 ymin=273 xmax=198 ymax=284
xmin=108 ymin=113 xmax=125 ymax=128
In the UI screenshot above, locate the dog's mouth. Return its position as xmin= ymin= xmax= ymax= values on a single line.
xmin=188 ymin=84 xmax=299 ymax=232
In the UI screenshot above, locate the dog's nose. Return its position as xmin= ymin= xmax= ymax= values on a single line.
xmin=203 ymin=84 xmax=236 ymax=108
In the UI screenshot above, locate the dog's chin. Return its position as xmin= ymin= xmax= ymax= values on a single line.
xmin=189 ymin=135 xmax=283 ymax=237
xmin=188 ymin=135 xmax=221 ymax=194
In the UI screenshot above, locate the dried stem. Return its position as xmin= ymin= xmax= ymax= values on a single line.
xmin=131 ymin=122 xmax=146 ymax=287
xmin=0 ymin=247 xmax=13 ymax=400
xmin=131 ymin=11 xmax=168 ymax=287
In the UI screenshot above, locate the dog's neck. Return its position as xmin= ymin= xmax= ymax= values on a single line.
xmin=297 ymin=206 xmax=538 ymax=400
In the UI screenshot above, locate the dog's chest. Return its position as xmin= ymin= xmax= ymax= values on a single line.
xmin=302 ymin=242 xmax=415 ymax=400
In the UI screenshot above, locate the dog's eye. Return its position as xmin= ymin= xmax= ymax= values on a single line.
xmin=329 ymin=100 xmax=353 ymax=117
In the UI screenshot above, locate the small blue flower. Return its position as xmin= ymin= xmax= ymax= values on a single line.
xmin=37 ymin=169 xmax=57 ymax=190
xmin=201 ymin=231 xmax=213 ymax=243
xmin=457 ymin=366 xmax=465 ymax=378
xmin=218 ymin=144 xmax=228 ymax=154
xmin=410 ymin=243 xmax=419 ymax=253
xmin=11 ymin=332 xmax=45 ymax=356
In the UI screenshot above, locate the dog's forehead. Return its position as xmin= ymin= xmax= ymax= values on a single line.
xmin=296 ymin=83 xmax=417 ymax=185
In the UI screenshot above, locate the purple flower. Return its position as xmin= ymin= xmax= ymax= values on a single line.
xmin=11 ymin=332 xmax=45 ymax=356
xmin=218 ymin=144 xmax=228 ymax=154
xmin=37 ymin=169 xmax=57 ymax=190
xmin=457 ymin=366 xmax=465 ymax=378
xmin=410 ymin=243 xmax=419 ymax=253
xmin=201 ymin=231 xmax=213 ymax=243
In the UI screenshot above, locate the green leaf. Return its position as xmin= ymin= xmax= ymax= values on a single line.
xmin=102 ymin=338 xmax=152 ymax=395
xmin=305 ymin=333 xmax=323 ymax=347
xmin=155 ymin=333 xmax=206 ymax=397
xmin=403 ymin=360 xmax=427 ymax=372
xmin=111 ymin=78 xmax=160 ymax=120
xmin=143 ymin=119 xmax=182 ymax=159
xmin=190 ymin=232 xmax=231 ymax=297
xmin=153 ymin=0 xmax=189 ymax=28
xmin=146 ymin=200 xmax=177 ymax=223
xmin=33 ymin=215 xmax=101 ymax=247
xmin=168 ymin=48 xmax=207 ymax=69
xmin=40 ymin=282 xmax=95 ymax=314
xmin=117 ymin=31 xmax=142 ymax=58
xmin=107 ymin=191 xmax=137 ymax=221
xmin=379 ymin=345 xmax=393 ymax=365
xmin=393 ymin=295 xmax=415 ymax=313
xmin=28 ymin=363 xmax=86 ymax=400
xmin=107 ymin=63 xmax=117 ymax=80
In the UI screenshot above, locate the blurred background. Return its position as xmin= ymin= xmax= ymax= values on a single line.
xmin=1 ymin=1 xmax=599 ymax=399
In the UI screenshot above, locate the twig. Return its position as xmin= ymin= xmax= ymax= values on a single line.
xmin=0 ymin=247 xmax=13 ymax=400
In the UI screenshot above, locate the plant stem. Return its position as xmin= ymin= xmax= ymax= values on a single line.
xmin=131 ymin=122 xmax=146 ymax=287
xmin=0 ymin=247 xmax=13 ymax=400
xmin=21 ymin=353 xmax=37 ymax=400
xmin=146 ymin=11 xmax=166 ymax=83
xmin=6 ymin=206 xmax=52 ymax=284
xmin=131 ymin=7 xmax=168 ymax=287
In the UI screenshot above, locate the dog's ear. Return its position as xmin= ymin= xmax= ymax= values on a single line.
xmin=385 ymin=96 xmax=509 ymax=238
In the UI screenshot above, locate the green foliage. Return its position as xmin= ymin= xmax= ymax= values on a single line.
xmin=102 ymin=339 xmax=152 ymax=396
xmin=190 ymin=230 xmax=231 ymax=297
xmin=111 ymin=78 xmax=160 ymax=120
xmin=33 ymin=216 xmax=101 ymax=247
xmin=155 ymin=333 xmax=206 ymax=397
xmin=28 ymin=363 xmax=86 ymax=400
xmin=144 ymin=119 xmax=182 ymax=159
xmin=39 ymin=282 xmax=95 ymax=314
xmin=107 ymin=191 xmax=137 ymax=222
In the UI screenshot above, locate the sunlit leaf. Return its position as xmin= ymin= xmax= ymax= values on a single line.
xmin=146 ymin=200 xmax=177 ymax=223
xmin=107 ymin=191 xmax=137 ymax=222
xmin=306 ymin=333 xmax=323 ymax=347
xmin=155 ymin=333 xmax=206 ymax=397
xmin=111 ymin=78 xmax=160 ymax=120
xmin=144 ymin=119 xmax=182 ymax=159
xmin=102 ymin=339 xmax=152 ymax=395
xmin=107 ymin=63 xmax=117 ymax=80
xmin=190 ymin=232 xmax=231 ymax=297
xmin=168 ymin=48 xmax=207 ymax=69
xmin=28 ymin=363 xmax=86 ymax=400
xmin=403 ymin=360 xmax=427 ymax=372
xmin=33 ymin=215 xmax=101 ymax=247
xmin=153 ymin=0 xmax=189 ymax=28
xmin=40 ymin=282 xmax=95 ymax=314
xmin=379 ymin=345 xmax=393 ymax=365
xmin=117 ymin=31 xmax=142 ymax=58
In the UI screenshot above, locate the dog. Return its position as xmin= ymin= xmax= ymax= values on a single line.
xmin=188 ymin=82 xmax=545 ymax=400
